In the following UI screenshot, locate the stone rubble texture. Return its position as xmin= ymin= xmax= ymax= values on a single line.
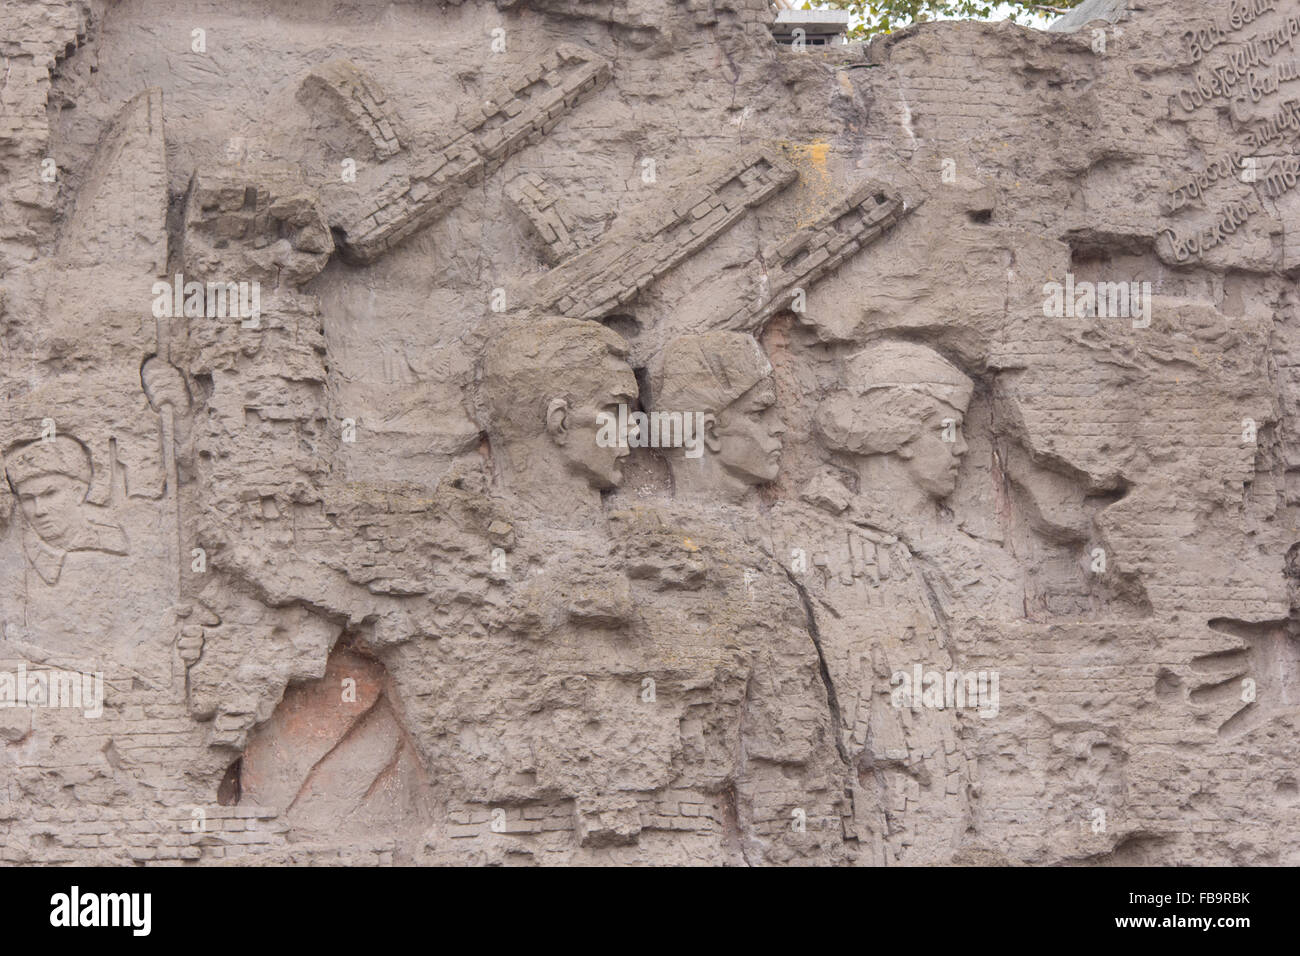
xmin=0 ymin=0 xmax=1297 ymax=866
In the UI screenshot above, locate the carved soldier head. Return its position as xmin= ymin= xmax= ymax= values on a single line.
xmin=653 ymin=331 xmax=784 ymax=501
xmin=478 ymin=317 xmax=639 ymax=505
xmin=4 ymin=436 xmax=93 ymax=548
xmin=817 ymin=341 xmax=973 ymax=502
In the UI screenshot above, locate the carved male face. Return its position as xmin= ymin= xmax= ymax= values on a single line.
xmin=16 ymin=473 xmax=88 ymax=547
xmin=710 ymin=375 xmax=785 ymax=485
xmin=655 ymin=331 xmax=780 ymax=492
xmin=552 ymin=361 xmax=639 ymax=491
xmin=903 ymin=401 xmax=969 ymax=499
xmin=479 ymin=317 xmax=639 ymax=495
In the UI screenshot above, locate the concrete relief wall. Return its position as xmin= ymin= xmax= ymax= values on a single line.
xmin=0 ymin=0 xmax=1296 ymax=865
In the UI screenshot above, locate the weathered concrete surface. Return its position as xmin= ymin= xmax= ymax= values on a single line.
xmin=0 ymin=0 xmax=1297 ymax=865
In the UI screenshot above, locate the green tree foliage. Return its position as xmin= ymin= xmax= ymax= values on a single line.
xmin=810 ymin=2 xmax=1088 ymax=39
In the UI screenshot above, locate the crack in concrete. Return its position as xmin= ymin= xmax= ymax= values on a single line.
xmin=285 ymin=691 xmax=385 ymax=817
xmin=783 ymin=565 xmax=851 ymax=767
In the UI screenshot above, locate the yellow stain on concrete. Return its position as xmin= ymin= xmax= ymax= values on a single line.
xmin=780 ymin=139 xmax=837 ymax=229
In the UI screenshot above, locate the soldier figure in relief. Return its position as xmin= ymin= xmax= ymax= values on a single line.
xmin=646 ymin=330 xmax=849 ymax=863
xmin=4 ymin=436 xmax=127 ymax=588
xmin=652 ymin=331 xmax=786 ymax=503
xmin=477 ymin=316 xmax=640 ymax=525
xmin=769 ymin=339 xmax=980 ymax=864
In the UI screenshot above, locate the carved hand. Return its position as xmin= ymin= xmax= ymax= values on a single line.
xmin=141 ymin=358 xmax=191 ymax=412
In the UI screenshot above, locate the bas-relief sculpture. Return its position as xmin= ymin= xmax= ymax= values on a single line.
xmin=1 ymin=0 xmax=1298 ymax=865
xmin=4 ymin=437 xmax=128 ymax=589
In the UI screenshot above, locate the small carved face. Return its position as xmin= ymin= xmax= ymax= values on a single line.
xmin=16 ymin=473 xmax=87 ymax=546
xmin=712 ymin=376 xmax=785 ymax=485
xmin=562 ymin=366 xmax=639 ymax=491
xmin=903 ymin=403 xmax=968 ymax=499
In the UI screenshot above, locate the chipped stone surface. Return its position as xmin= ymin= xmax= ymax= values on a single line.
xmin=0 ymin=0 xmax=1298 ymax=866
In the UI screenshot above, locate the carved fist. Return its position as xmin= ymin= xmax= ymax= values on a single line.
xmin=172 ymin=602 xmax=218 ymax=667
xmin=141 ymin=357 xmax=191 ymax=412
xmin=177 ymin=625 xmax=204 ymax=666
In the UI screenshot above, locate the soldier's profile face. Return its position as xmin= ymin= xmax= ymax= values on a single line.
xmin=905 ymin=402 xmax=968 ymax=499
xmin=714 ymin=377 xmax=784 ymax=485
xmin=568 ymin=363 xmax=638 ymax=491
xmin=16 ymin=473 xmax=87 ymax=546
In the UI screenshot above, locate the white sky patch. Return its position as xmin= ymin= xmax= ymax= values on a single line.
xmin=806 ymin=2 xmax=1056 ymax=34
